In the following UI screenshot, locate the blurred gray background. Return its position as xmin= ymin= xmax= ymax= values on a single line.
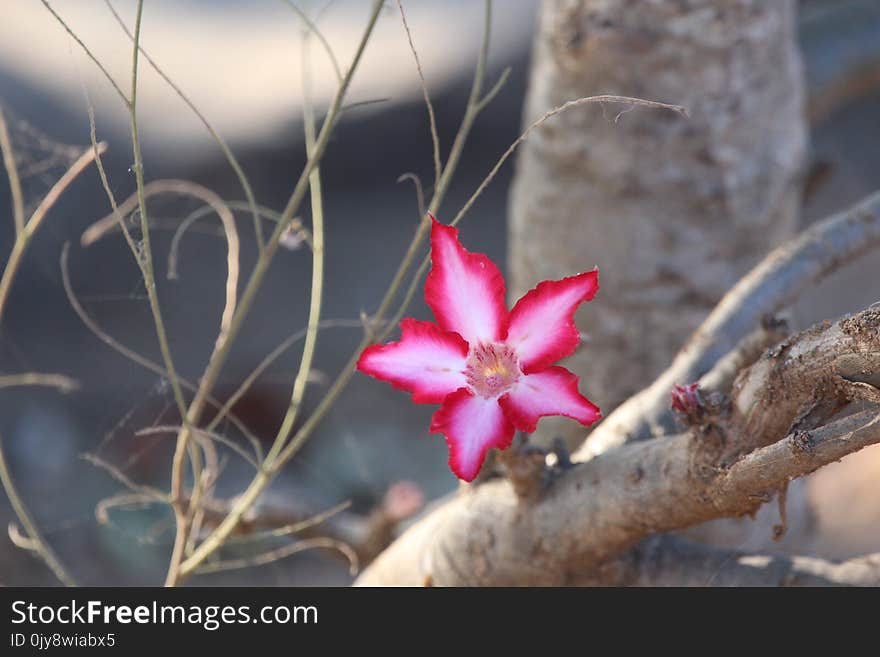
xmin=1 ymin=0 xmax=878 ymax=585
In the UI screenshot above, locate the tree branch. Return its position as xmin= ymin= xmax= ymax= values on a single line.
xmin=356 ymin=306 xmax=880 ymax=586
xmin=582 ymin=190 xmax=880 ymax=460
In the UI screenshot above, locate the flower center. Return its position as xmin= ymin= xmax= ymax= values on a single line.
xmin=465 ymin=342 xmax=521 ymax=398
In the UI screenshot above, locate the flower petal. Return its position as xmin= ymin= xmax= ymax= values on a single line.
xmin=506 ymin=270 xmax=598 ymax=372
xmin=357 ymin=318 xmax=469 ymax=403
xmin=430 ymin=388 xmax=515 ymax=481
xmin=425 ymin=216 xmax=508 ymax=345
xmin=499 ymin=366 xmax=600 ymax=433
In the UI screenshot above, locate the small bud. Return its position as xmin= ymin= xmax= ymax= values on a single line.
xmin=382 ymin=481 xmax=424 ymax=522
xmin=671 ymin=383 xmax=703 ymax=422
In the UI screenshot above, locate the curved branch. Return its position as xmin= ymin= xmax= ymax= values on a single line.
xmin=80 ymin=179 xmax=239 ymax=349
xmin=0 ymin=432 xmax=77 ymax=586
xmin=60 ymin=244 xmax=263 ymax=461
xmin=358 ymin=406 xmax=880 ymax=586
xmin=582 ymin=190 xmax=880 ymax=460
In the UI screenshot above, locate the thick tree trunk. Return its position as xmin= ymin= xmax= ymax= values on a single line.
xmin=508 ymin=0 xmax=808 ymax=445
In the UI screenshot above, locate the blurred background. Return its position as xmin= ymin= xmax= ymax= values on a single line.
xmin=0 ymin=0 xmax=878 ymax=585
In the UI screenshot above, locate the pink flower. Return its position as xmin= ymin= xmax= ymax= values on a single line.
xmin=357 ymin=217 xmax=600 ymax=481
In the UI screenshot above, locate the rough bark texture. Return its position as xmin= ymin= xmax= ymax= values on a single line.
xmin=582 ymin=190 xmax=880 ymax=457
xmin=508 ymin=0 xmax=808 ymax=445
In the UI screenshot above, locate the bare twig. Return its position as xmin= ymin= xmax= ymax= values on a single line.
xmin=80 ymin=453 xmax=170 ymax=503
xmin=8 ymin=521 xmax=37 ymax=551
xmin=195 ymin=537 xmax=358 ymax=576
xmin=172 ymin=0 xmax=386 ymax=583
xmin=204 ymin=319 xmax=363 ymax=435
xmin=396 ymin=173 xmax=426 ymax=219
xmin=0 ymin=372 xmax=79 ymax=393
xmin=40 ymin=0 xmax=129 ymax=103
xmin=279 ymin=0 xmax=343 ymax=84
xmin=225 ymin=500 xmax=351 ymax=544
xmin=95 ymin=492 xmax=159 ymax=526
xmin=396 ymin=0 xmax=442 ymax=187
xmin=383 ymin=93 xmax=688 ymax=340
xmin=263 ymin=34 xmax=329 ymax=466
xmin=81 ymin=179 xmax=240 ymax=346
xmin=0 ymin=107 xmax=25 ymax=235
xmin=167 ymin=203 xmax=303 ymax=280
xmin=60 ymin=244 xmax=263 ymax=461
xmin=0 ymin=432 xmax=77 ymax=586
xmin=102 ymin=0 xmax=264 ymax=250
xmin=121 ymin=9 xmax=199 ymax=575
xmin=136 ymin=425 xmax=259 ymax=470
xmin=0 ymin=128 xmax=104 ymax=591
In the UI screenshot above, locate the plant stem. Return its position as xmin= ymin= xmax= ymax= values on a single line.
xmin=119 ymin=0 xmax=193 ymax=585
xmin=179 ymin=0 xmax=499 ymax=578
xmin=0 ymin=140 xmax=103 ymax=591
xmin=103 ymin=0 xmax=265 ymax=250
xmin=171 ymin=0 xmax=385 ymax=583
xmin=0 ymin=108 xmax=24 ymax=236
xmin=266 ymin=34 xmax=326 ymax=464
xmin=0 ymin=433 xmax=77 ymax=586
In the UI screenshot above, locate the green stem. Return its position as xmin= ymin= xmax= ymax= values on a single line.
xmin=103 ymin=0 xmax=265 ymax=250
xmin=180 ymin=0 xmax=499 ymax=575
xmin=370 ymin=0 xmax=493 ymax=327
xmin=0 ymin=141 xmax=103 ymax=591
xmin=266 ymin=35 xmax=326 ymax=464
xmin=174 ymin=0 xmax=385 ymax=582
xmin=120 ymin=0 xmax=192 ymax=586
xmin=0 ymin=108 xmax=24 ymax=236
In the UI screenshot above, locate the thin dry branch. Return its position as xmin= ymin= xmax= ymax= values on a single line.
xmin=195 ymin=537 xmax=358 ymax=576
xmin=81 ymin=453 xmax=170 ymax=503
xmin=60 ymin=244 xmax=263 ymax=460
xmin=280 ymin=0 xmax=343 ymax=84
xmin=102 ymin=0 xmax=264 ymax=250
xmin=0 ymin=107 xmax=25 ymax=235
xmin=167 ymin=202 xmax=303 ymax=280
xmin=0 ymin=372 xmax=79 ymax=393
xmin=40 ymin=0 xmax=129 ymax=103
xmin=0 ymin=143 xmax=105 ymax=589
xmin=173 ymin=1 xmax=386 ymax=583
xmin=396 ymin=0 xmax=442 ymax=187
xmin=204 ymin=319 xmax=363 ymax=435
xmin=137 ymin=425 xmax=259 ymax=470
xmin=383 ymin=93 xmax=688 ymax=340
xmin=0 ymin=432 xmax=77 ymax=586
